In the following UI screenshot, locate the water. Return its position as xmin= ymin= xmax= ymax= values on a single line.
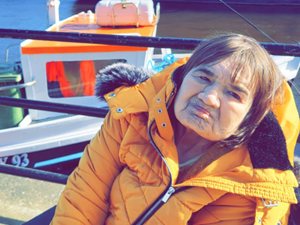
xmin=0 ymin=0 xmax=95 ymax=62
xmin=1 ymin=0 xmax=300 ymax=62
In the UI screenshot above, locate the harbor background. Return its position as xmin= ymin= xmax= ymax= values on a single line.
xmin=1 ymin=0 xmax=300 ymax=224
xmin=2 ymin=0 xmax=300 ymax=62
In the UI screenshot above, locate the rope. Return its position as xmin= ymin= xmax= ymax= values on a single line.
xmin=148 ymin=54 xmax=177 ymax=72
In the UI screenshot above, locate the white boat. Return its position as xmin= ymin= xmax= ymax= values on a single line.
xmin=0 ymin=0 xmax=299 ymax=174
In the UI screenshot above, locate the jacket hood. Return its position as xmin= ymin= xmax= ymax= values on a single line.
xmin=94 ymin=62 xmax=300 ymax=205
xmin=95 ymin=62 xmax=300 ymax=177
xmin=95 ymin=63 xmax=153 ymax=101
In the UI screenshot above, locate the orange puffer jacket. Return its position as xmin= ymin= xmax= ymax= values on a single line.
xmin=51 ymin=58 xmax=299 ymax=225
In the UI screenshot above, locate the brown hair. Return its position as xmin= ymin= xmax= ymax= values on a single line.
xmin=179 ymin=33 xmax=284 ymax=148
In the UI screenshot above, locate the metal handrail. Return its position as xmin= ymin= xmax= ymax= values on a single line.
xmin=0 ymin=96 xmax=108 ymax=117
xmin=0 ymin=163 xmax=68 ymax=185
xmin=0 ymin=28 xmax=300 ymax=56
xmin=0 ymin=79 xmax=36 ymax=91
xmin=5 ymin=44 xmax=20 ymax=62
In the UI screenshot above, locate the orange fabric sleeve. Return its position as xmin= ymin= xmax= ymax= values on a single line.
xmin=46 ymin=61 xmax=75 ymax=97
xmin=46 ymin=61 xmax=58 ymax=82
xmin=80 ymin=60 xmax=96 ymax=96
xmin=51 ymin=112 xmax=125 ymax=224
xmin=56 ymin=61 xmax=74 ymax=97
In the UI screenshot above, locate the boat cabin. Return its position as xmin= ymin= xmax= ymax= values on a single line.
xmin=21 ymin=13 xmax=157 ymax=120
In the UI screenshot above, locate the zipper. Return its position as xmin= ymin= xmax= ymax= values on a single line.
xmin=131 ymin=120 xmax=174 ymax=225
xmin=131 ymin=87 xmax=182 ymax=225
xmin=161 ymin=186 xmax=189 ymax=203
xmin=162 ymin=186 xmax=175 ymax=203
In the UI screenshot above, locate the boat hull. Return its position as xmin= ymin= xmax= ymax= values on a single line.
xmin=0 ymin=114 xmax=104 ymax=174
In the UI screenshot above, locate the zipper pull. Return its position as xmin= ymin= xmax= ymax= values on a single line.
xmin=162 ymin=187 xmax=175 ymax=203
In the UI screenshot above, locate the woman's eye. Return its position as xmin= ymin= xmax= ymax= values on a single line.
xmin=228 ymin=91 xmax=241 ymax=100
xmin=198 ymin=76 xmax=210 ymax=82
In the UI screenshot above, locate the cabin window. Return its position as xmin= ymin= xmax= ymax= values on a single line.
xmin=46 ymin=59 xmax=127 ymax=98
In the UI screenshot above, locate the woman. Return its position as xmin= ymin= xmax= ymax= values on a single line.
xmin=51 ymin=34 xmax=300 ymax=225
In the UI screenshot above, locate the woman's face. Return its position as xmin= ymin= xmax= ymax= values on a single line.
xmin=174 ymin=58 xmax=254 ymax=141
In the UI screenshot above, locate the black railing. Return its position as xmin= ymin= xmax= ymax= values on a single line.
xmin=0 ymin=28 xmax=300 ymax=56
xmin=0 ymin=164 xmax=68 ymax=184
xmin=0 ymin=96 xmax=108 ymax=118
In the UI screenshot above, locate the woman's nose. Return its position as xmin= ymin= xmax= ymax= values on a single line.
xmin=197 ymin=87 xmax=220 ymax=108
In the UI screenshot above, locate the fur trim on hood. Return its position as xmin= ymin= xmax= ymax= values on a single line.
xmin=95 ymin=63 xmax=153 ymax=101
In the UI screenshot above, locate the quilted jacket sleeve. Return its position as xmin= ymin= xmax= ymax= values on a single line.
xmin=51 ymin=111 xmax=127 ymax=225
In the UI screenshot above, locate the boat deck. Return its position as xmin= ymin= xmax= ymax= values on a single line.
xmin=21 ymin=14 xmax=156 ymax=55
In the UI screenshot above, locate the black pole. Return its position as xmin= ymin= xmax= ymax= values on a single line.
xmin=0 ymin=28 xmax=300 ymax=56
xmin=0 ymin=164 xmax=68 ymax=185
xmin=0 ymin=28 xmax=200 ymax=50
xmin=0 ymin=96 xmax=108 ymax=118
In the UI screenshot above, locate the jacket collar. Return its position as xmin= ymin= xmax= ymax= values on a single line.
xmin=248 ymin=111 xmax=293 ymax=171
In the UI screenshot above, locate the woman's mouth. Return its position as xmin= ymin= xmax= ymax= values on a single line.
xmin=193 ymin=104 xmax=211 ymax=117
